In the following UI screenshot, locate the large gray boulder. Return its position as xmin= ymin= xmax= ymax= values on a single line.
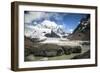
xmin=62 ymin=46 xmax=72 ymax=55
xmin=24 ymin=48 xmax=32 ymax=56
xmin=25 ymin=54 xmax=35 ymax=61
xmin=31 ymin=44 xmax=64 ymax=57
xmin=80 ymin=41 xmax=90 ymax=45
xmin=43 ymin=50 xmax=57 ymax=57
xmin=62 ymin=45 xmax=82 ymax=55
xmin=71 ymin=50 xmax=90 ymax=59
xmin=71 ymin=46 xmax=82 ymax=53
xmin=31 ymin=37 xmax=47 ymax=42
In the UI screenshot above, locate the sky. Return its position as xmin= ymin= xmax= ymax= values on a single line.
xmin=24 ymin=11 xmax=89 ymax=33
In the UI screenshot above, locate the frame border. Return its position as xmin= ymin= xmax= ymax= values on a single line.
xmin=11 ymin=1 xmax=98 ymax=71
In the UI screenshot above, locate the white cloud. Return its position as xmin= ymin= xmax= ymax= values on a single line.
xmin=25 ymin=12 xmax=45 ymax=23
xmin=41 ymin=20 xmax=57 ymax=29
xmin=24 ymin=12 xmax=65 ymax=24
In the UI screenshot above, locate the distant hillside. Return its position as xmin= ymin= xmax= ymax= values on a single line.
xmin=24 ymin=36 xmax=34 ymax=49
xmin=68 ymin=15 xmax=90 ymax=41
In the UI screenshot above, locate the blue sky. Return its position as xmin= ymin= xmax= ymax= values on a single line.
xmin=24 ymin=11 xmax=89 ymax=33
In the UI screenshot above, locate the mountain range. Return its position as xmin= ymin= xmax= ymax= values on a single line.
xmin=25 ymin=20 xmax=67 ymax=39
xmin=68 ymin=15 xmax=90 ymax=41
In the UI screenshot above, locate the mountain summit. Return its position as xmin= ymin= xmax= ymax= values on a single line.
xmin=25 ymin=20 xmax=67 ymax=39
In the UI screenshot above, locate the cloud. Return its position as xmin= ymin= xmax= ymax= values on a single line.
xmin=25 ymin=12 xmax=45 ymax=23
xmin=24 ymin=11 xmax=66 ymax=24
xmin=40 ymin=20 xmax=57 ymax=29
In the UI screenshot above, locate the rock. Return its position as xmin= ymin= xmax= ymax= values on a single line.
xmin=24 ymin=36 xmax=35 ymax=49
xmin=34 ymin=51 xmax=44 ymax=56
xmin=71 ymin=50 xmax=90 ymax=59
xmin=44 ymin=30 xmax=60 ymax=38
xmin=57 ymin=48 xmax=64 ymax=56
xmin=62 ymin=46 xmax=72 ymax=55
xmin=68 ymin=15 xmax=90 ymax=41
xmin=25 ymin=54 xmax=35 ymax=61
xmin=24 ymin=48 xmax=32 ymax=56
xmin=33 ymin=49 xmax=57 ymax=57
xmin=44 ymin=50 xmax=57 ymax=57
xmin=31 ymin=37 xmax=47 ymax=42
xmin=45 ymin=33 xmax=52 ymax=37
xmin=50 ymin=30 xmax=60 ymax=38
xmin=31 ymin=44 xmax=64 ymax=57
xmin=71 ymin=46 xmax=82 ymax=53
xmin=32 ymin=48 xmax=45 ymax=56
xmin=81 ymin=41 xmax=90 ymax=45
xmin=40 ymin=57 xmax=48 ymax=61
xmin=62 ymin=45 xmax=82 ymax=54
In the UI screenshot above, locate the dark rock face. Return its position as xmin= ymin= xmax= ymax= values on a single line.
xmin=68 ymin=14 xmax=90 ymax=41
xmin=31 ymin=48 xmax=58 ymax=57
xmin=45 ymin=30 xmax=60 ymax=38
xmin=62 ymin=46 xmax=72 ymax=55
xmin=81 ymin=41 xmax=90 ymax=45
xmin=24 ymin=37 xmax=82 ymax=58
xmin=28 ymin=44 xmax=64 ymax=57
xmin=72 ymin=46 xmax=82 ymax=53
xmin=24 ymin=48 xmax=32 ymax=57
xmin=44 ymin=50 xmax=57 ymax=57
xmin=71 ymin=50 xmax=90 ymax=59
xmin=57 ymin=48 xmax=64 ymax=56
xmin=31 ymin=38 xmax=39 ymax=42
xmin=45 ymin=33 xmax=52 ymax=37
xmin=62 ymin=46 xmax=82 ymax=55
xmin=25 ymin=41 xmax=82 ymax=57
xmin=24 ymin=36 xmax=35 ymax=49
xmin=32 ymin=48 xmax=45 ymax=56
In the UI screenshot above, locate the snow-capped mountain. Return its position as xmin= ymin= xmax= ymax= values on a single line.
xmin=68 ymin=15 xmax=90 ymax=40
xmin=25 ymin=20 xmax=67 ymax=39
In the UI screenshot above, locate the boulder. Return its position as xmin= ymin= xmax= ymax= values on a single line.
xmin=71 ymin=50 xmax=90 ymax=59
xmin=32 ymin=49 xmax=46 ymax=56
xmin=44 ymin=50 xmax=57 ymax=57
xmin=81 ymin=41 xmax=90 ymax=45
xmin=31 ymin=44 xmax=64 ymax=57
xmin=25 ymin=54 xmax=35 ymax=61
xmin=57 ymin=48 xmax=64 ymax=56
xmin=62 ymin=46 xmax=72 ymax=55
xmin=31 ymin=37 xmax=47 ymax=42
xmin=71 ymin=46 xmax=82 ymax=53
xmin=33 ymin=49 xmax=58 ymax=57
xmin=24 ymin=48 xmax=32 ymax=56
xmin=62 ymin=45 xmax=82 ymax=54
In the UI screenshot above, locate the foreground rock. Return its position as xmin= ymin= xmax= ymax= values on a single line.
xmin=80 ymin=41 xmax=90 ymax=45
xmin=24 ymin=48 xmax=32 ymax=57
xmin=71 ymin=50 xmax=90 ymax=59
xmin=62 ymin=45 xmax=82 ymax=55
xmin=71 ymin=46 xmax=82 ymax=53
xmin=31 ymin=44 xmax=64 ymax=57
xmin=25 ymin=54 xmax=35 ymax=61
xmin=25 ymin=43 xmax=82 ymax=57
xmin=31 ymin=37 xmax=47 ymax=42
xmin=62 ymin=46 xmax=72 ymax=55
